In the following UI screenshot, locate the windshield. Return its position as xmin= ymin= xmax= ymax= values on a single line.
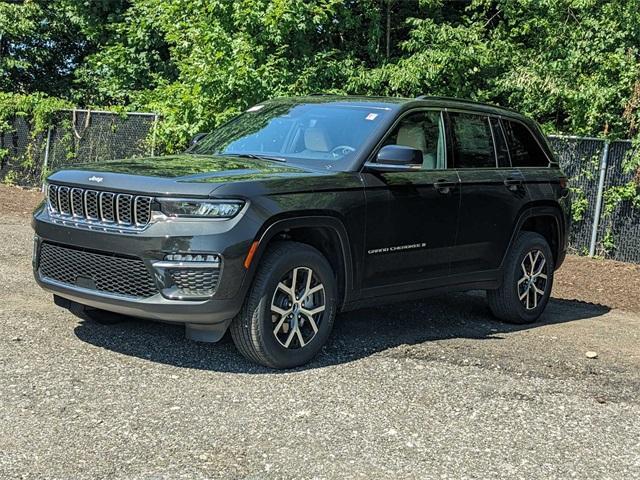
xmin=190 ymin=102 xmax=392 ymax=170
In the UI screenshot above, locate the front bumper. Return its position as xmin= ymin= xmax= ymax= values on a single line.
xmin=32 ymin=205 xmax=260 ymax=327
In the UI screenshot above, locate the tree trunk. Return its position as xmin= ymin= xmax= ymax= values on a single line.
xmin=386 ymin=0 xmax=392 ymax=59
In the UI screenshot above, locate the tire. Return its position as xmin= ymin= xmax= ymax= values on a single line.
xmin=230 ymin=241 xmax=337 ymax=369
xmin=487 ymin=232 xmax=554 ymax=324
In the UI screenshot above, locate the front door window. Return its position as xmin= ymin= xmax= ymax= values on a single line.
xmin=382 ymin=111 xmax=446 ymax=170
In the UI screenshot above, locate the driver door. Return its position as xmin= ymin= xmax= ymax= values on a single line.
xmin=361 ymin=110 xmax=461 ymax=295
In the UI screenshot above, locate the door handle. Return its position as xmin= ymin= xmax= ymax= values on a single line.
xmin=433 ymin=180 xmax=456 ymax=194
xmin=504 ymin=178 xmax=523 ymax=191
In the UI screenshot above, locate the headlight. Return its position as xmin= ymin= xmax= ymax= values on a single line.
xmin=157 ymin=199 xmax=244 ymax=218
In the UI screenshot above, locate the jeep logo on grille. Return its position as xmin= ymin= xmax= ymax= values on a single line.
xmin=88 ymin=175 xmax=104 ymax=183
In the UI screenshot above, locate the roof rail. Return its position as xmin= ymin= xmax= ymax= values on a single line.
xmin=415 ymin=95 xmax=521 ymax=114
xmin=416 ymin=95 xmax=484 ymax=105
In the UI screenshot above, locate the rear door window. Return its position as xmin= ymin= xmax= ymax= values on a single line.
xmin=448 ymin=113 xmax=496 ymax=168
xmin=502 ymin=120 xmax=549 ymax=167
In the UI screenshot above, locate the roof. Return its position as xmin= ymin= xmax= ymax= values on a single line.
xmin=267 ymin=94 xmax=527 ymax=121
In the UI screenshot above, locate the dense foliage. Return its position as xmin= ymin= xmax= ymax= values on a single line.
xmin=1 ymin=0 xmax=640 ymax=152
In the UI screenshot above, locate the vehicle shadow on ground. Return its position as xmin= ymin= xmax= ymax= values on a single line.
xmin=73 ymin=291 xmax=611 ymax=374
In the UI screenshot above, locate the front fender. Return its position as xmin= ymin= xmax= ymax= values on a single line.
xmin=240 ymin=215 xmax=355 ymax=309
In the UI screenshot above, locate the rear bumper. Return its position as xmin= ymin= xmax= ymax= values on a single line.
xmin=31 ymin=205 xmax=260 ymax=328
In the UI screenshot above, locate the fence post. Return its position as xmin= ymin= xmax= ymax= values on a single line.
xmin=151 ymin=113 xmax=159 ymax=157
xmin=589 ymin=140 xmax=610 ymax=257
xmin=42 ymin=125 xmax=53 ymax=179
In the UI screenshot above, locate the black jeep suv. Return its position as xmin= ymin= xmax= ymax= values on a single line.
xmin=32 ymin=95 xmax=570 ymax=368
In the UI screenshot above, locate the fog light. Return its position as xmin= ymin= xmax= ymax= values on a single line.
xmin=164 ymin=253 xmax=219 ymax=263
xmin=153 ymin=253 xmax=222 ymax=300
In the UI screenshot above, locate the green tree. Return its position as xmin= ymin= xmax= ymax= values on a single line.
xmin=0 ymin=0 xmax=129 ymax=99
xmin=2 ymin=0 xmax=640 ymax=153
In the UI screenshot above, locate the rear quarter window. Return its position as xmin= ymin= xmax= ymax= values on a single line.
xmin=503 ymin=120 xmax=549 ymax=167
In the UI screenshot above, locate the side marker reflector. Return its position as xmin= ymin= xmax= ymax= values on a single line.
xmin=244 ymin=241 xmax=259 ymax=269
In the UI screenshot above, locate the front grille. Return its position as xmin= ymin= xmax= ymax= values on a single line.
xmin=169 ymin=268 xmax=220 ymax=296
xmin=47 ymin=184 xmax=152 ymax=228
xmin=58 ymin=186 xmax=71 ymax=214
xmin=38 ymin=242 xmax=158 ymax=298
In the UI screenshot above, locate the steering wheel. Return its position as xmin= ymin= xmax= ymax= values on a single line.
xmin=329 ymin=145 xmax=356 ymax=159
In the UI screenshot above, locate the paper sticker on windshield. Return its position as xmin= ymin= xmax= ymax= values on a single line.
xmin=365 ymin=113 xmax=378 ymax=121
xmin=246 ymin=105 xmax=265 ymax=112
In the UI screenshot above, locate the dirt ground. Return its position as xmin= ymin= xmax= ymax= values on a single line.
xmin=0 ymin=183 xmax=43 ymax=216
xmin=5 ymin=183 xmax=639 ymax=313
xmin=554 ymin=255 xmax=640 ymax=313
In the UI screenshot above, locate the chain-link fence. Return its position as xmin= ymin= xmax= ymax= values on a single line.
xmin=1 ymin=111 xmax=639 ymax=263
xmin=548 ymin=135 xmax=639 ymax=263
xmin=0 ymin=109 xmax=159 ymax=185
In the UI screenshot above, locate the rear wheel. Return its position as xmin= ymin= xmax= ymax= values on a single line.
xmin=230 ymin=242 xmax=337 ymax=368
xmin=487 ymin=232 xmax=554 ymax=324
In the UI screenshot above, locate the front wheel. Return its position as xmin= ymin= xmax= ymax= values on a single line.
xmin=487 ymin=232 xmax=554 ymax=324
xmin=230 ymin=242 xmax=337 ymax=368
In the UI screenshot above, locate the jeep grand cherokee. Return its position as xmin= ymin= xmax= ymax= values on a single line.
xmin=32 ymin=95 xmax=570 ymax=368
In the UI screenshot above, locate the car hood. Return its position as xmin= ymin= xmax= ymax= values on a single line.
xmin=46 ymin=154 xmax=331 ymax=197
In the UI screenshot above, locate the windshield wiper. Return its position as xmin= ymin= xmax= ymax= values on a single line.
xmin=223 ymin=153 xmax=287 ymax=163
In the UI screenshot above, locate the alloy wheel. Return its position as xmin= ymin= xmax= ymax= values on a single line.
xmin=518 ymin=249 xmax=548 ymax=310
xmin=270 ymin=266 xmax=326 ymax=349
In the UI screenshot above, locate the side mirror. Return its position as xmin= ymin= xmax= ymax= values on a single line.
xmin=189 ymin=132 xmax=207 ymax=148
xmin=366 ymin=145 xmax=423 ymax=171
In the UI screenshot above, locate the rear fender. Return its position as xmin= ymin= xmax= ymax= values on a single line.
xmin=503 ymin=205 xmax=566 ymax=270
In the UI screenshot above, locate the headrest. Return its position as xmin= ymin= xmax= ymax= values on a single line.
xmin=396 ymin=124 xmax=427 ymax=152
xmin=304 ymin=127 xmax=331 ymax=152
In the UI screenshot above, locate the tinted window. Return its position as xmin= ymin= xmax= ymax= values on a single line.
xmin=489 ymin=117 xmax=510 ymax=167
xmin=449 ymin=113 xmax=496 ymax=168
xmin=503 ymin=120 xmax=548 ymax=167
xmin=382 ymin=111 xmax=446 ymax=169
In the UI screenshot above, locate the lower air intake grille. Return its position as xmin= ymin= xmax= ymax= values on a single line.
xmin=169 ymin=268 xmax=220 ymax=297
xmin=38 ymin=242 xmax=158 ymax=298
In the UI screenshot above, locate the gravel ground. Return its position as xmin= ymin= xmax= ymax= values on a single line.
xmin=1 ymin=187 xmax=639 ymax=479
